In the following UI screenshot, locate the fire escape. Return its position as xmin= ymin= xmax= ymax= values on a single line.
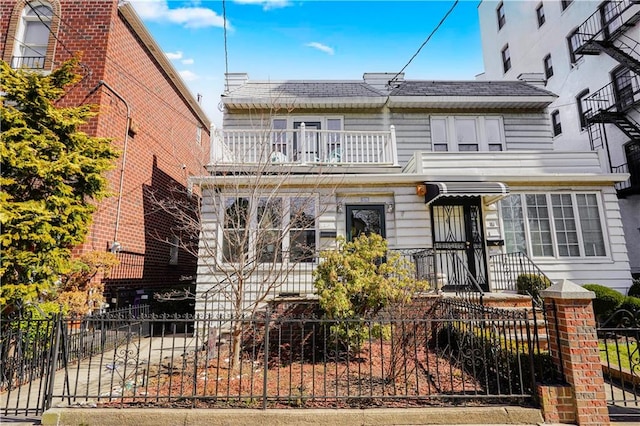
xmin=573 ymin=0 xmax=640 ymax=197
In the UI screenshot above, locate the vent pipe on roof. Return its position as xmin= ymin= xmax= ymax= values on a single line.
xmin=363 ymin=72 xmax=404 ymax=94
xmin=224 ymin=73 xmax=249 ymax=93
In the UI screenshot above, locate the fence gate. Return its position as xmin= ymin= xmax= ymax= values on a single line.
xmin=1 ymin=314 xmax=61 ymax=417
xmin=597 ymin=309 xmax=640 ymax=420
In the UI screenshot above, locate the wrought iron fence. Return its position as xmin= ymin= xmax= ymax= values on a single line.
xmin=37 ymin=305 xmax=541 ymax=410
xmin=597 ymin=307 xmax=640 ymax=419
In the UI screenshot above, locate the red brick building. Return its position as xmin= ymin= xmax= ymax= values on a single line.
xmin=1 ymin=0 xmax=211 ymax=312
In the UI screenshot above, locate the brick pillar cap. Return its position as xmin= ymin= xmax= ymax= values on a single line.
xmin=540 ymin=279 xmax=595 ymax=300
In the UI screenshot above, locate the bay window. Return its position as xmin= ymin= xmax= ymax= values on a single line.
xmin=221 ymin=195 xmax=317 ymax=263
xmin=500 ymin=193 xmax=606 ymax=258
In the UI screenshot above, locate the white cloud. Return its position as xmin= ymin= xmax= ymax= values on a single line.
xmin=179 ymin=70 xmax=199 ymax=81
xmin=165 ymin=50 xmax=183 ymax=60
xmin=181 ymin=58 xmax=194 ymax=65
xmin=131 ymin=0 xmax=231 ymax=30
xmin=233 ymin=0 xmax=290 ymax=11
xmin=305 ymin=42 xmax=334 ymax=55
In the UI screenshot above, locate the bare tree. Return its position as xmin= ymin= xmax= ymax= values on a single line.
xmin=149 ymin=110 xmax=345 ymax=368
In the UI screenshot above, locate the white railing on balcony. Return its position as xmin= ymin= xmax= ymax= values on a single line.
xmin=212 ymin=124 xmax=398 ymax=167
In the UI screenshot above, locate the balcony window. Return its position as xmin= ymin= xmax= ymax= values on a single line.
xmin=500 ymin=192 xmax=607 ymax=258
xmin=501 ymin=44 xmax=511 ymax=73
xmin=12 ymin=2 xmax=53 ymax=69
xmin=221 ymin=195 xmax=317 ymax=264
xmin=497 ymin=2 xmax=506 ymax=30
xmin=271 ymin=117 xmax=343 ymax=162
xmin=543 ymin=54 xmax=553 ymax=79
xmin=430 ymin=116 xmax=504 ymax=152
xmin=561 ymin=0 xmax=573 ymax=11
xmin=576 ymin=89 xmax=590 ymax=130
xmin=601 ymin=1 xmax=623 ymax=38
xmin=536 ymin=3 xmax=545 ymax=27
xmin=551 ymin=110 xmax=562 ymax=136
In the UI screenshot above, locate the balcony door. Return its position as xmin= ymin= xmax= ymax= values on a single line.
xmin=431 ymin=198 xmax=488 ymax=292
xmin=293 ymin=121 xmax=321 ymax=162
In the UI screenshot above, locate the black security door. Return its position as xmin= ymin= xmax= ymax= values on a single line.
xmin=431 ymin=197 xmax=488 ymax=292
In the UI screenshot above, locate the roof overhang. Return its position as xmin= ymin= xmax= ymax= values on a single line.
xmin=424 ymin=181 xmax=509 ymax=206
xmin=221 ymin=97 xmax=387 ymax=110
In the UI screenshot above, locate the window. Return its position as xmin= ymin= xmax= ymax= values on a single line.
xmin=551 ymin=110 xmax=562 ymax=136
xmin=221 ymin=195 xmax=317 ymax=263
xmin=500 ymin=193 xmax=607 ymax=258
xmin=501 ymin=44 xmax=511 ymax=73
xmin=601 ymin=0 xmax=623 ymax=37
xmin=567 ymin=28 xmax=582 ymax=64
xmin=543 ymin=54 xmax=553 ymax=79
xmin=612 ymin=66 xmax=637 ymax=110
xmin=536 ymin=3 xmax=545 ymax=27
xmin=497 ymin=2 xmax=506 ymax=30
xmin=561 ymin=0 xmax=573 ymax=11
xmin=430 ymin=116 xmax=505 ymax=152
xmin=196 ymin=126 xmax=202 ymax=145
xmin=12 ymin=2 xmax=53 ymax=69
xmin=576 ymin=89 xmax=590 ymax=130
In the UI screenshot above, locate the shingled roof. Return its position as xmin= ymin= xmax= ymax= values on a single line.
xmin=223 ymin=81 xmax=385 ymax=99
xmin=389 ymin=80 xmax=557 ymax=97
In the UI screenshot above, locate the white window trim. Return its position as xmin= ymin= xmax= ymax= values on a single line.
xmin=13 ymin=1 xmax=53 ymax=68
xmin=430 ymin=115 xmax=505 ymax=152
xmin=217 ymin=194 xmax=319 ymax=266
xmin=500 ymin=192 xmax=609 ymax=261
xmin=272 ymin=116 xmax=344 ymax=130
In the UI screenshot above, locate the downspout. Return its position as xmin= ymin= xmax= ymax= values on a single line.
xmin=93 ymin=80 xmax=131 ymax=251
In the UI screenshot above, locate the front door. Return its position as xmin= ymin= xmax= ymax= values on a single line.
xmin=346 ymin=205 xmax=386 ymax=241
xmin=431 ymin=197 xmax=489 ymax=292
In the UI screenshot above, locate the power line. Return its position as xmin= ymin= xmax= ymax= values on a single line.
xmin=223 ymin=0 xmax=229 ymax=93
xmin=389 ymin=0 xmax=459 ymax=86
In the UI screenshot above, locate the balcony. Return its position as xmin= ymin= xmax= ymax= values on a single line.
xmin=584 ymin=74 xmax=640 ymax=119
xmin=571 ymin=0 xmax=640 ymax=73
xmin=10 ymin=56 xmax=46 ymax=70
xmin=212 ymin=124 xmax=399 ymax=169
xmin=613 ymin=141 xmax=640 ymax=196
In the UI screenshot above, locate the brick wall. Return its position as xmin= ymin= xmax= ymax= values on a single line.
xmin=1 ymin=0 xmax=211 ymax=310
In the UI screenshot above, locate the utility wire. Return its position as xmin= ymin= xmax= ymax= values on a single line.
xmin=389 ymin=0 xmax=459 ymax=86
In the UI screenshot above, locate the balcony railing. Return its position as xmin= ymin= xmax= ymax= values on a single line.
xmin=10 ymin=55 xmax=45 ymax=70
xmin=584 ymin=74 xmax=640 ymax=119
xmin=572 ymin=0 xmax=639 ymax=55
xmin=213 ymin=124 xmax=398 ymax=166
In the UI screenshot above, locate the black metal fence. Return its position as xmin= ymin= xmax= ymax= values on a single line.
xmin=597 ymin=308 xmax=640 ymax=420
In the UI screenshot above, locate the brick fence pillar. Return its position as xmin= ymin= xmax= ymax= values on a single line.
xmin=540 ymin=279 xmax=610 ymax=426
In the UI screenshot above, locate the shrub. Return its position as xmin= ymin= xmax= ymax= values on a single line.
xmin=516 ymin=273 xmax=552 ymax=300
xmin=620 ymin=296 xmax=640 ymax=313
xmin=314 ymin=234 xmax=429 ymax=351
xmin=582 ymin=283 xmax=624 ymax=320
xmin=627 ymin=278 xmax=640 ymax=297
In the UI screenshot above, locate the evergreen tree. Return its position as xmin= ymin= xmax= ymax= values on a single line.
xmin=0 ymin=58 xmax=119 ymax=313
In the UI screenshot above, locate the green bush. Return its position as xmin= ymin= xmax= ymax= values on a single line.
xmin=516 ymin=273 xmax=552 ymax=300
xmin=582 ymin=283 xmax=624 ymax=320
xmin=620 ymin=296 xmax=640 ymax=313
xmin=627 ymin=278 xmax=640 ymax=297
xmin=314 ymin=234 xmax=429 ymax=352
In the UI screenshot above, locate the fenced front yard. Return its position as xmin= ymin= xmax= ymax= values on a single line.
xmin=1 ymin=299 xmax=551 ymax=415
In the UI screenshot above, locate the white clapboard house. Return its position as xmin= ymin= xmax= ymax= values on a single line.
xmin=190 ymin=73 xmax=633 ymax=317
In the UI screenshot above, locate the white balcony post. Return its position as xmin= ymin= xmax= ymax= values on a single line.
xmin=389 ymin=125 xmax=399 ymax=166
xmin=300 ymin=122 xmax=306 ymax=163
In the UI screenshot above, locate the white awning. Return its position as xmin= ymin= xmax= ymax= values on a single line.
xmin=424 ymin=181 xmax=510 ymax=206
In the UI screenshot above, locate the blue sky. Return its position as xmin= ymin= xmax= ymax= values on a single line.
xmin=129 ymin=0 xmax=485 ymax=129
